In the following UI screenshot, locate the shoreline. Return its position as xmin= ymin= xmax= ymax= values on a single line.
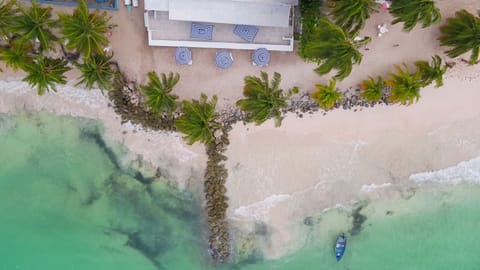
xmin=2 ymin=62 xmax=480 ymax=260
xmin=1 ymin=0 xmax=480 ymax=262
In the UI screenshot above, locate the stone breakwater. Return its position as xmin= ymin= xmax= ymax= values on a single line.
xmin=108 ymin=75 xmax=234 ymax=262
xmin=204 ymin=130 xmax=231 ymax=261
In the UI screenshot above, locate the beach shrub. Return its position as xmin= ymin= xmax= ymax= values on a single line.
xmin=359 ymin=75 xmax=386 ymax=103
xmin=389 ymin=0 xmax=441 ymax=32
xmin=328 ymin=0 xmax=379 ymax=37
xmin=140 ymin=71 xmax=179 ymax=115
xmin=301 ymin=18 xmax=370 ymax=80
xmin=414 ymin=55 xmax=448 ymax=88
xmin=175 ymin=93 xmax=221 ymax=145
xmin=311 ymin=78 xmax=343 ymax=110
xmin=386 ymin=64 xmax=423 ymax=105
xmin=22 ymin=55 xmax=70 ymax=95
xmin=236 ymin=71 xmax=292 ymax=127
xmin=58 ymin=0 xmax=116 ymax=59
xmin=8 ymin=0 xmax=58 ymax=52
xmin=75 ymin=53 xmax=118 ymax=92
xmin=439 ymin=10 xmax=480 ymax=65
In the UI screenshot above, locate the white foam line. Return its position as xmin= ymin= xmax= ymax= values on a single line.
xmin=410 ymin=156 xmax=480 ymax=184
xmin=234 ymin=194 xmax=290 ymax=221
xmin=360 ymin=183 xmax=393 ymax=193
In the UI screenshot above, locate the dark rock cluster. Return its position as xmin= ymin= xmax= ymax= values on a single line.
xmin=109 ymin=75 xmax=177 ymax=131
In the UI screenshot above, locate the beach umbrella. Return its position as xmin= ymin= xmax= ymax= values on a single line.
xmin=174 ymin=47 xmax=192 ymax=65
xmin=215 ymin=51 xmax=233 ymax=69
xmin=252 ymin=48 xmax=270 ymax=67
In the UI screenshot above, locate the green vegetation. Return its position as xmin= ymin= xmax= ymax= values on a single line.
xmin=328 ymin=0 xmax=379 ymax=36
xmin=414 ymin=55 xmax=448 ymax=88
xmin=298 ymin=0 xmax=322 ymax=58
xmin=360 ymin=75 xmax=386 ymax=103
xmin=389 ymin=0 xmax=441 ymax=31
xmin=8 ymin=0 xmax=58 ymax=51
xmin=439 ymin=10 xmax=480 ymax=65
xmin=236 ymin=72 xmax=292 ymax=127
xmin=386 ymin=64 xmax=423 ymax=105
xmin=0 ymin=0 xmax=17 ymax=39
xmin=75 ymin=53 xmax=118 ymax=91
xmin=175 ymin=93 xmax=221 ymax=145
xmin=311 ymin=79 xmax=342 ymax=110
xmin=22 ymin=55 xmax=70 ymax=95
xmin=301 ymin=18 xmax=370 ymax=80
xmin=58 ymin=0 xmax=115 ymax=59
xmin=140 ymin=71 xmax=179 ymax=115
xmin=0 ymin=40 xmax=33 ymax=71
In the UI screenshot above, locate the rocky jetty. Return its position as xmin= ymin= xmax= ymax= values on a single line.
xmin=204 ymin=129 xmax=231 ymax=261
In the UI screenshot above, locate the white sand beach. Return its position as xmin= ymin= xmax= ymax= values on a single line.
xmin=1 ymin=0 xmax=480 ymax=259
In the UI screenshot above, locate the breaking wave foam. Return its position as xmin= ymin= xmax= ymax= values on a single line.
xmin=410 ymin=156 xmax=480 ymax=184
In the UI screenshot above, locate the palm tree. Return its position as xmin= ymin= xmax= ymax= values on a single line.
xmin=0 ymin=40 xmax=34 ymax=71
xmin=8 ymin=0 xmax=58 ymax=51
xmin=302 ymin=18 xmax=370 ymax=80
xmin=175 ymin=93 xmax=221 ymax=145
xmin=414 ymin=55 xmax=448 ymax=88
xmin=389 ymin=0 xmax=441 ymax=32
xmin=329 ymin=0 xmax=379 ymax=37
xmin=359 ymin=75 xmax=386 ymax=102
xmin=386 ymin=64 xmax=423 ymax=105
xmin=439 ymin=10 xmax=480 ymax=65
xmin=0 ymin=0 xmax=17 ymax=40
xmin=310 ymin=79 xmax=343 ymax=110
xmin=74 ymin=53 xmax=118 ymax=92
xmin=22 ymin=55 xmax=71 ymax=95
xmin=236 ymin=72 xmax=289 ymax=127
xmin=140 ymin=71 xmax=179 ymax=115
xmin=58 ymin=0 xmax=116 ymax=59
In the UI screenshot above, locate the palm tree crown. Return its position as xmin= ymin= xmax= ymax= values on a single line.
xmin=140 ymin=71 xmax=179 ymax=115
xmin=175 ymin=93 xmax=221 ymax=145
xmin=439 ymin=10 xmax=480 ymax=65
xmin=386 ymin=64 xmax=423 ymax=105
xmin=359 ymin=75 xmax=386 ymax=103
xmin=389 ymin=0 xmax=441 ymax=32
xmin=75 ymin=53 xmax=118 ymax=91
xmin=22 ymin=55 xmax=71 ymax=95
xmin=8 ymin=0 xmax=58 ymax=51
xmin=414 ymin=55 xmax=448 ymax=88
xmin=0 ymin=39 xmax=34 ymax=71
xmin=329 ymin=0 xmax=379 ymax=37
xmin=302 ymin=18 xmax=369 ymax=80
xmin=311 ymin=79 xmax=343 ymax=110
xmin=58 ymin=0 xmax=116 ymax=59
xmin=236 ymin=71 xmax=289 ymax=127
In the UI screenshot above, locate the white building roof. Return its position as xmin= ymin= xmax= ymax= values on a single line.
xmin=145 ymin=0 xmax=294 ymax=28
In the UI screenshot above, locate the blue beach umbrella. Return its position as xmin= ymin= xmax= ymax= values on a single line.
xmin=252 ymin=48 xmax=270 ymax=67
xmin=174 ymin=47 xmax=192 ymax=65
xmin=215 ymin=51 xmax=233 ymax=69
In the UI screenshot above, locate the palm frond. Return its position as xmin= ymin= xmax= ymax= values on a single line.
xmin=439 ymin=10 xmax=480 ymax=64
xmin=175 ymin=93 xmax=220 ymax=145
xmin=310 ymin=78 xmax=342 ymax=110
xmin=22 ymin=55 xmax=71 ymax=95
xmin=236 ymin=71 xmax=289 ymax=127
xmin=140 ymin=71 xmax=179 ymax=115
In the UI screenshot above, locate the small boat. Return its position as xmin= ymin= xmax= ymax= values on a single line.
xmin=335 ymin=233 xmax=347 ymax=262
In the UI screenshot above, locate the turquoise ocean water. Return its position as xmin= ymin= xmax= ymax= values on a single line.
xmin=1 ymin=111 xmax=479 ymax=270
